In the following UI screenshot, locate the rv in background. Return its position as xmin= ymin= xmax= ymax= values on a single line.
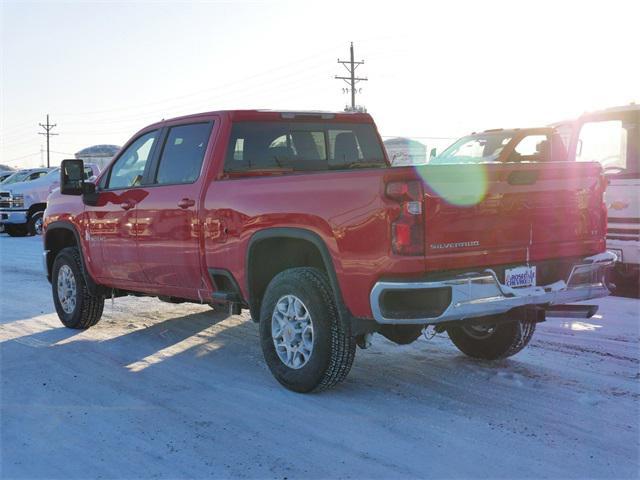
xmin=555 ymin=104 xmax=639 ymax=291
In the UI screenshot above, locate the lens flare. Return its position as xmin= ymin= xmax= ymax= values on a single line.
xmin=417 ymin=164 xmax=489 ymax=206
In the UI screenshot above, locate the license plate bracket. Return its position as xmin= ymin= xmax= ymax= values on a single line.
xmin=505 ymin=265 xmax=536 ymax=288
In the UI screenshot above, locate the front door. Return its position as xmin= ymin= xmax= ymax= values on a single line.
xmin=135 ymin=120 xmax=215 ymax=291
xmin=86 ymin=129 xmax=160 ymax=284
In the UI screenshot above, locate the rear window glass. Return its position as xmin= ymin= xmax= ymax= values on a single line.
xmin=224 ymin=122 xmax=386 ymax=173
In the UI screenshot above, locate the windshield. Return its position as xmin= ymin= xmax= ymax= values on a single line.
xmin=432 ymin=132 xmax=512 ymax=164
xmin=0 ymin=171 xmax=31 ymax=185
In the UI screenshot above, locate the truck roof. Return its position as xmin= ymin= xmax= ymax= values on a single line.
xmin=472 ymin=127 xmax=556 ymax=136
xmin=143 ymin=109 xmax=374 ymax=131
xmin=551 ymin=103 xmax=639 ymax=127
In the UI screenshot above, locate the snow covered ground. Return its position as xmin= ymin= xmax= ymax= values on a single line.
xmin=1 ymin=235 xmax=638 ymax=479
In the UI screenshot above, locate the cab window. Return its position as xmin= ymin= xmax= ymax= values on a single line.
xmin=576 ymin=120 xmax=628 ymax=173
xmin=107 ymin=131 xmax=158 ymax=189
xmin=154 ymin=123 xmax=213 ymax=185
xmin=224 ymin=122 xmax=385 ymax=173
xmin=29 ymin=171 xmax=47 ymax=180
xmin=432 ymin=133 xmax=512 ymax=164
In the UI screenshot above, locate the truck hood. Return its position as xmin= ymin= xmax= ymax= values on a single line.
xmin=0 ymin=176 xmax=59 ymax=205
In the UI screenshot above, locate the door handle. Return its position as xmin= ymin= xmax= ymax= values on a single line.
xmin=120 ymin=200 xmax=135 ymax=210
xmin=177 ymin=198 xmax=196 ymax=209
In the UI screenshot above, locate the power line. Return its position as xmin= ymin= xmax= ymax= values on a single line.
xmin=50 ymin=150 xmax=76 ymax=156
xmin=4 ymin=152 xmax=41 ymax=164
xmin=335 ymin=42 xmax=367 ymax=111
xmin=38 ymin=114 xmax=58 ymax=168
xmin=56 ymin=44 xmax=344 ymax=118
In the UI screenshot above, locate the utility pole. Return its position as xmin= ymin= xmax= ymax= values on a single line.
xmin=335 ymin=42 xmax=367 ymax=111
xmin=38 ymin=114 xmax=58 ymax=168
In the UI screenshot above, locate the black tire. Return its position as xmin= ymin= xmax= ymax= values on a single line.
xmin=27 ymin=211 xmax=44 ymax=236
xmin=447 ymin=319 xmax=536 ymax=360
xmin=259 ymin=267 xmax=356 ymax=393
xmin=52 ymin=247 xmax=104 ymax=329
xmin=608 ymin=265 xmax=640 ymax=298
xmin=4 ymin=224 xmax=28 ymax=237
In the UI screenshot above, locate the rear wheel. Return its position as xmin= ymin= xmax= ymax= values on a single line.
xmin=447 ymin=318 xmax=536 ymax=360
xmin=259 ymin=267 xmax=356 ymax=393
xmin=52 ymin=247 xmax=104 ymax=329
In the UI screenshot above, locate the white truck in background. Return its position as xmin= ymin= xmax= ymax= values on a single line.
xmin=0 ymin=171 xmax=15 ymax=183
xmin=555 ymin=104 xmax=639 ymax=289
xmin=0 ymin=164 xmax=100 ymax=236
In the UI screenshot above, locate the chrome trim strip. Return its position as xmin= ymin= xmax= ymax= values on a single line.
xmin=370 ymin=251 xmax=617 ymax=325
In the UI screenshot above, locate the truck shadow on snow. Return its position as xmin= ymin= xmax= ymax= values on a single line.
xmin=4 ymin=307 xmax=578 ymax=400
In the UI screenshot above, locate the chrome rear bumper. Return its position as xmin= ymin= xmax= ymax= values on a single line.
xmin=370 ymin=251 xmax=617 ymax=325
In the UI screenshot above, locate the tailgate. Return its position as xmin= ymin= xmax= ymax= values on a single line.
xmin=418 ymin=162 xmax=606 ymax=271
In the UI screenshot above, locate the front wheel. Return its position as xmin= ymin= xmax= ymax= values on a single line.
xmin=447 ymin=319 xmax=536 ymax=360
xmin=52 ymin=247 xmax=104 ymax=329
xmin=259 ymin=267 xmax=356 ymax=393
xmin=27 ymin=211 xmax=44 ymax=236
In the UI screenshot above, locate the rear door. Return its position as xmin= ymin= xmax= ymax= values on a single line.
xmin=135 ymin=119 xmax=215 ymax=291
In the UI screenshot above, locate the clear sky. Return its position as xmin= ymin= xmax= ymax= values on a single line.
xmin=1 ymin=0 xmax=638 ymax=168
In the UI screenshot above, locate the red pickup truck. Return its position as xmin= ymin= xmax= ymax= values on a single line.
xmin=43 ymin=110 xmax=615 ymax=392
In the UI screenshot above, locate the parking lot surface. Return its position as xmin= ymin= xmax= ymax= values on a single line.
xmin=1 ymin=235 xmax=638 ymax=479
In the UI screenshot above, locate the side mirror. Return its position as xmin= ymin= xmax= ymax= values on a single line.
xmin=60 ymin=159 xmax=85 ymax=195
xmin=429 ymin=147 xmax=437 ymax=160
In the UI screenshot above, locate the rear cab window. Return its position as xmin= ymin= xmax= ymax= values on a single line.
xmin=224 ymin=121 xmax=387 ymax=175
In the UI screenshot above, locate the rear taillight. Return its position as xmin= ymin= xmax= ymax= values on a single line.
xmin=386 ymin=180 xmax=424 ymax=255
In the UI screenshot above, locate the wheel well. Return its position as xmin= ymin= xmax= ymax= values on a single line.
xmin=28 ymin=203 xmax=47 ymax=218
xmin=44 ymin=227 xmax=78 ymax=280
xmin=247 ymin=237 xmax=328 ymax=318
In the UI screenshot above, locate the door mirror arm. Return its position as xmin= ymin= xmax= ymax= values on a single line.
xmin=82 ymin=182 xmax=99 ymax=206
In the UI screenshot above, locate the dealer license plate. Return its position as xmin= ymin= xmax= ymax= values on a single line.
xmin=505 ymin=266 xmax=536 ymax=288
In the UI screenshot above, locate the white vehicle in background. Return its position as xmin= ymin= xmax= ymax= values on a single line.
xmin=0 ymin=167 xmax=51 ymax=186
xmin=0 ymin=164 xmax=100 ymax=236
xmin=555 ymin=104 xmax=640 ymax=288
xmin=0 ymin=171 xmax=15 ymax=183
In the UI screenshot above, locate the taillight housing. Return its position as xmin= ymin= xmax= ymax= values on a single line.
xmin=386 ymin=180 xmax=424 ymax=255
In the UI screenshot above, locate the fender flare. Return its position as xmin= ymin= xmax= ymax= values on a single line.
xmin=45 ymin=221 xmax=100 ymax=294
xmin=246 ymin=227 xmax=348 ymax=316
